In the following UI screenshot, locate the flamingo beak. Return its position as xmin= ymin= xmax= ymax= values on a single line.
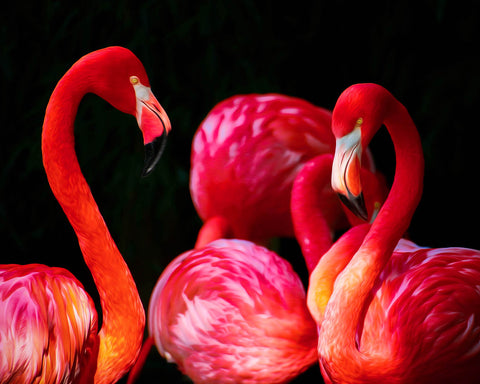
xmin=331 ymin=126 xmax=368 ymax=221
xmin=132 ymin=81 xmax=172 ymax=177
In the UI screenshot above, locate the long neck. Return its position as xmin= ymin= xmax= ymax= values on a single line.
xmin=42 ymin=66 xmax=145 ymax=384
xmin=293 ymin=155 xmax=380 ymax=324
xmin=291 ymin=154 xmax=384 ymax=275
xmin=291 ymin=155 xmax=334 ymax=274
xmin=318 ymin=95 xmax=424 ymax=380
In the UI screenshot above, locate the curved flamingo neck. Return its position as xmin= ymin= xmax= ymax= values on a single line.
xmin=291 ymin=155 xmax=334 ymax=274
xmin=293 ymin=155 xmax=381 ymax=324
xmin=362 ymin=101 xmax=423 ymax=259
xmin=318 ymin=89 xmax=424 ymax=379
xmin=42 ymin=59 xmax=144 ymax=383
xmin=291 ymin=154 xmax=384 ymax=275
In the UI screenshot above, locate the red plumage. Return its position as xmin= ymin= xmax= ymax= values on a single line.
xmin=1 ymin=47 xmax=170 ymax=383
xmin=0 ymin=265 xmax=98 ymax=383
xmin=190 ymin=93 xmax=343 ymax=244
xmin=305 ymin=83 xmax=480 ymax=383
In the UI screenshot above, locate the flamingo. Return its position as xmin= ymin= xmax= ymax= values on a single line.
xmin=0 ymin=47 xmax=171 ymax=383
xmin=191 ymin=93 xmax=345 ymax=247
xmin=147 ymin=238 xmax=319 ymax=384
xmin=305 ymin=83 xmax=480 ymax=383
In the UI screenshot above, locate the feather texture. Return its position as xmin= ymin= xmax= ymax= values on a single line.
xmin=0 ymin=265 xmax=98 ymax=383
xmin=148 ymin=239 xmax=318 ymax=384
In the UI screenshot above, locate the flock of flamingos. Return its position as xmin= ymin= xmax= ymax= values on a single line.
xmin=1 ymin=46 xmax=479 ymax=384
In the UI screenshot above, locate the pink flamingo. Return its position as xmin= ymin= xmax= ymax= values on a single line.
xmin=0 ymin=47 xmax=170 ymax=383
xmin=147 ymin=239 xmax=318 ymax=384
xmin=191 ymin=93 xmax=348 ymax=247
xmin=306 ymin=83 xmax=480 ymax=383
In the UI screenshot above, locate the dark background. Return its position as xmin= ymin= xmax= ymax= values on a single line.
xmin=1 ymin=1 xmax=479 ymax=382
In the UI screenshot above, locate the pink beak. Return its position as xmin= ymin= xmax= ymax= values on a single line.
xmin=137 ymin=90 xmax=171 ymax=145
xmin=134 ymin=84 xmax=171 ymax=177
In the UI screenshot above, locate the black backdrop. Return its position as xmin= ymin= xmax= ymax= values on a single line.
xmin=1 ymin=1 xmax=480 ymax=382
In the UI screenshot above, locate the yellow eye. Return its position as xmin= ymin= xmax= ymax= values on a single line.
xmin=130 ymin=76 xmax=139 ymax=85
xmin=355 ymin=117 xmax=363 ymax=128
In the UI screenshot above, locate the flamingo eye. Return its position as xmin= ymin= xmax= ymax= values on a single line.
xmin=355 ymin=118 xmax=363 ymax=128
xmin=130 ymin=76 xmax=140 ymax=85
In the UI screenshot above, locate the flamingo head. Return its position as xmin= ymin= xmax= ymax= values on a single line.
xmin=81 ymin=46 xmax=171 ymax=176
xmin=330 ymin=84 xmax=392 ymax=220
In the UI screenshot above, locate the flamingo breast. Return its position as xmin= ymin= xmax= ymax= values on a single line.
xmin=148 ymin=239 xmax=318 ymax=384
xmin=0 ymin=264 xmax=98 ymax=383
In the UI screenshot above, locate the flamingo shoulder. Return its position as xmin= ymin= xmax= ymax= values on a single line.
xmin=0 ymin=264 xmax=98 ymax=383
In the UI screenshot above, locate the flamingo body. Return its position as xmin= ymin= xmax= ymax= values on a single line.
xmin=358 ymin=243 xmax=480 ymax=383
xmin=0 ymin=265 xmax=98 ymax=383
xmin=148 ymin=239 xmax=318 ymax=384
xmin=190 ymin=94 xmax=342 ymax=243
xmin=318 ymin=240 xmax=480 ymax=384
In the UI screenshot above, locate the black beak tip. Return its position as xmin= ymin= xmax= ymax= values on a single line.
xmin=338 ymin=192 xmax=369 ymax=221
xmin=142 ymin=134 xmax=167 ymax=177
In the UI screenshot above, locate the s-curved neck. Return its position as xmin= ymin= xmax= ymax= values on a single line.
xmin=42 ymin=61 xmax=144 ymax=383
xmin=362 ymin=100 xmax=423 ymax=260
xmin=291 ymin=155 xmax=334 ymax=274
xmin=318 ymin=90 xmax=424 ymax=379
xmin=294 ymin=154 xmax=384 ymax=324
xmin=291 ymin=153 xmax=385 ymax=275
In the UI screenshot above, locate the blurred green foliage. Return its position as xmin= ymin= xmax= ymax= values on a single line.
xmin=1 ymin=0 xmax=480 ymax=382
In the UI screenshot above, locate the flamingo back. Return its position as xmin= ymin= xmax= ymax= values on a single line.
xmin=359 ymin=242 xmax=480 ymax=383
xmin=148 ymin=239 xmax=318 ymax=384
xmin=0 ymin=264 xmax=98 ymax=384
xmin=190 ymin=94 xmax=340 ymax=242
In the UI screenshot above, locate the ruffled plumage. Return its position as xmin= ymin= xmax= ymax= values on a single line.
xmin=149 ymin=239 xmax=318 ymax=384
xmin=0 ymin=264 xmax=98 ymax=383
